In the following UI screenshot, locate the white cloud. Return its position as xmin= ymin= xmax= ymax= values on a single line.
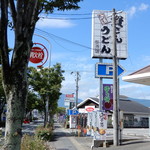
xmin=36 ymin=18 xmax=76 ymax=28
xmin=120 ymin=83 xmax=145 ymax=89
xmin=120 ymin=83 xmax=150 ymax=99
xmin=139 ymin=3 xmax=149 ymax=11
xmin=60 ymin=66 xmax=98 ymax=100
xmin=127 ymin=6 xmax=136 ymax=17
xmin=127 ymin=3 xmax=149 ymax=17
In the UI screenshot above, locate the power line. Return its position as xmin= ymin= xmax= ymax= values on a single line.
xmin=51 ymin=13 xmax=92 ymax=16
xmin=43 ymin=33 xmax=83 ymax=52
xmin=35 ymin=28 xmax=114 ymax=58
xmin=39 ymin=16 xmax=93 ymax=20
xmin=35 ymin=28 xmax=92 ymax=50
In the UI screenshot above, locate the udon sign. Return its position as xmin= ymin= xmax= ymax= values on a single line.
xmin=29 ymin=43 xmax=48 ymax=67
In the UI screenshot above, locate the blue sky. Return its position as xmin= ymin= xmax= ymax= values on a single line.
xmin=28 ymin=0 xmax=150 ymax=101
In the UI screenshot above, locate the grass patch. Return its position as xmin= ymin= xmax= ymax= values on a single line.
xmin=35 ymin=126 xmax=53 ymax=141
xmin=21 ymin=134 xmax=49 ymax=150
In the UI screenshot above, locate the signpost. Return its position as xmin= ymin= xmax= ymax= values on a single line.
xmin=95 ymin=63 xmax=125 ymax=78
xmin=91 ymin=9 xmax=127 ymax=146
xmin=29 ymin=43 xmax=49 ymax=68
xmin=30 ymin=47 xmax=44 ymax=63
xmin=67 ymin=109 xmax=79 ymax=115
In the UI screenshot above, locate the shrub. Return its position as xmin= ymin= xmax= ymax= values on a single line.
xmin=21 ymin=134 xmax=49 ymax=150
xmin=35 ymin=126 xmax=53 ymax=141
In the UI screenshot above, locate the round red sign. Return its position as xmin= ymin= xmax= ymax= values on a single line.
xmin=30 ymin=47 xmax=44 ymax=63
xmin=85 ymin=107 xmax=94 ymax=112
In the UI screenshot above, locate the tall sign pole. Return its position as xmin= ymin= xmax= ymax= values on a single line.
xmin=71 ymin=71 xmax=80 ymax=109
xmin=91 ymin=9 xmax=127 ymax=146
xmin=112 ymin=8 xmax=119 ymax=146
xmin=99 ymin=58 xmax=103 ymax=111
xmin=75 ymin=71 xmax=79 ymax=109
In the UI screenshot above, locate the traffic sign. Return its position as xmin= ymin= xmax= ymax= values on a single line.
xmin=67 ymin=109 xmax=79 ymax=115
xmin=95 ymin=63 xmax=125 ymax=78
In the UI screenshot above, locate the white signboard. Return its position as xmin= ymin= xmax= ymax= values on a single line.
xmin=97 ymin=112 xmax=108 ymax=140
xmin=64 ymin=99 xmax=70 ymax=107
xmin=85 ymin=106 xmax=95 ymax=112
xmin=78 ymin=108 xmax=99 ymax=113
xmin=91 ymin=10 xmax=127 ymax=59
xmin=86 ymin=111 xmax=108 ymax=140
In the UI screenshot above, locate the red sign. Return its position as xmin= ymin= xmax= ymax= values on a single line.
xmin=30 ymin=47 xmax=44 ymax=63
xmin=66 ymin=94 xmax=74 ymax=98
xmin=85 ymin=107 xmax=94 ymax=112
xmin=29 ymin=43 xmax=49 ymax=68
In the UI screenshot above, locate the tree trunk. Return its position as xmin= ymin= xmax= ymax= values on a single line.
xmin=0 ymin=0 xmax=40 ymax=149
xmin=44 ymin=107 xmax=46 ymax=127
xmin=2 ymin=74 xmax=28 ymax=150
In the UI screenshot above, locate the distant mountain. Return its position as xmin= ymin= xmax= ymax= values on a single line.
xmin=58 ymin=94 xmax=83 ymax=108
xmin=129 ymin=98 xmax=150 ymax=107
xmin=58 ymin=94 xmax=150 ymax=108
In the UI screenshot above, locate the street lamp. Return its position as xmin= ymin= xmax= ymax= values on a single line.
xmin=33 ymin=34 xmax=52 ymax=125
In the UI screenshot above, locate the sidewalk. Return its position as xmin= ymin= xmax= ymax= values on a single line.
xmin=49 ymin=123 xmax=150 ymax=150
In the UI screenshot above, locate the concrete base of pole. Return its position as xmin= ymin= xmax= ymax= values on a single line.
xmin=103 ymin=141 xmax=109 ymax=147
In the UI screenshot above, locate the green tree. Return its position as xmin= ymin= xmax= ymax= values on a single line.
xmin=0 ymin=1 xmax=83 ymax=149
xmin=26 ymin=91 xmax=43 ymax=121
xmin=48 ymin=64 xmax=65 ymax=121
xmin=28 ymin=63 xmax=64 ymax=126
xmin=57 ymin=107 xmax=66 ymax=115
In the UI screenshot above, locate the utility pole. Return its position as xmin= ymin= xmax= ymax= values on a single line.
xmin=112 ymin=8 xmax=119 ymax=146
xmin=75 ymin=71 xmax=80 ymax=109
xmin=99 ymin=58 xmax=103 ymax=111
xmin=71 ymin=71 xmax=80 ymax=109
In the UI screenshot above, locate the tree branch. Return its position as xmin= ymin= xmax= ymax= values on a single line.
xmin=0 ymin=0 xmax=10 ymax=84
xmin=24 ymin=0 xmax=39 ymax=29
xmin=9 ymin=0 xmax=17 ymax=28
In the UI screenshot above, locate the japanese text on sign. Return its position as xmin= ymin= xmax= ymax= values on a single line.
xmin=91 ymin=10 xmax=127 ymax=59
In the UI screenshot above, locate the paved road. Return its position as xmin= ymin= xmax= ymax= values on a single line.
xmin=22 ymin=120 xmax=43 ymax=135
xmin=49 ymin=122 xmax=150 ymax=150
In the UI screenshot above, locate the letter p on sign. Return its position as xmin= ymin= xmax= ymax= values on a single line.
xmin=106 ymin=66 xmax=113 ymax=75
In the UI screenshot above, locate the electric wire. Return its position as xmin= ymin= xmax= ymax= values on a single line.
xmin=39 ymin=16 xmax=93 ymax=20
xmin=35 ymin=28 xmax=92 ymax=51
xmin=51 ymin=13 xmax=92 ymax=15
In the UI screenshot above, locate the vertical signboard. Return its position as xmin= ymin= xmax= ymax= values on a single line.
xmin=103 ymin=84 xmax=113 ymax=110
xmin=97 ymin=112 xmax=108 ymax=140
xmin=91 ymin=10 xmax=127 ymax=59
xmin=87 ymin=112 xmax=93 ymax=136
xmin=90 ymin=111 xmax=108 ymax=140
xmin=64 ymin=94 xmax=75 ymax=109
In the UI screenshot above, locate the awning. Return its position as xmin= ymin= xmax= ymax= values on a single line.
xmin=122 ymin=65 xmax=150 ymax=85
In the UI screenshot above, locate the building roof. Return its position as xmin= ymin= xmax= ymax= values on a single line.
xmin=119 ymin=99 xmax=150 ymax=114
xmin=122 ymin=65 xmax=150 ymax=85
xmin=129 ymin=65 xmax=150 ymax=75
xmin=77 ymin=97 xmax=99 ymax=108
xmin=77 ymin=96 xmax=150 ymax=115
